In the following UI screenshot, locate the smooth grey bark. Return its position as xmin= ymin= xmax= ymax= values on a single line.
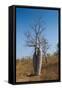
xmin=33 ymin=48 xmax=42 ymax=75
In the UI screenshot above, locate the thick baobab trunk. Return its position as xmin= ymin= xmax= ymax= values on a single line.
xmin=33 ymin=48 xmax=42 ymax=75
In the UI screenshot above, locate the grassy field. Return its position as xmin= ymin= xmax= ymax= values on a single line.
xmin=16 ymin=55 xmax=59 ymax=82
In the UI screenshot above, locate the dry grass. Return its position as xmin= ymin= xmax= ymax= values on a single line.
xmin=16 ymin=55 xmax=59 ymax=82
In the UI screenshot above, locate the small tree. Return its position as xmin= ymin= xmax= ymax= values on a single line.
xmin=54 ymin=43 xmax=59 ymax=56
xmin=42 ymin=37 xmax=49 ymax=63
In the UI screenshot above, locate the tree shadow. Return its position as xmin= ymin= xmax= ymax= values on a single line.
xmin=26 ymin=73 xmax=36 ymax=77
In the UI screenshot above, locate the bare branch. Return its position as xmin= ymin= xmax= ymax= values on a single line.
xmin=25 ymin=18 xmax=48 ymax=52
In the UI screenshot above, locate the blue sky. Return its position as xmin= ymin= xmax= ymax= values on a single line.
xmin=16 ymin=7 xmax=59 ymax=59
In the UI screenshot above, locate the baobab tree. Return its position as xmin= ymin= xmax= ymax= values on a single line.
xmin=25 ymin=18 xmax=49 ymax=75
